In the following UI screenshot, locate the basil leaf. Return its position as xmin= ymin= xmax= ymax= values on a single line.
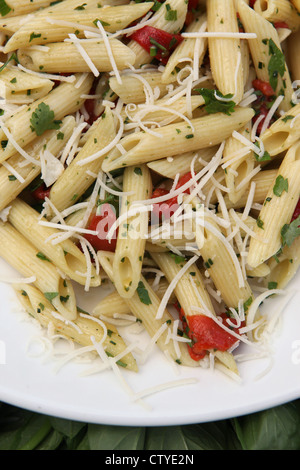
xmin=232 ymin=401 xmax=300 ymax=450
xmin=88 ymin=425 xmax=145 ymax=450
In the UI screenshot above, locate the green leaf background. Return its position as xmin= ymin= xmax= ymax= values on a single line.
xmin=0 ymin=400 xmax=299 ymax=450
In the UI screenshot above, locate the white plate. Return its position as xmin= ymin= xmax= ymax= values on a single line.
xmin=0 ymin=255 xmax=299 ymax=427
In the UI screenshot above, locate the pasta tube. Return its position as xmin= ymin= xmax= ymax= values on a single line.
xmin=253 ymin=0 xmax=300 ymax=31
xmin=4 ymin=3 xmax=154 ymax=52
xmin=236 ymin=0 xmax=294 ymax=112
xmin=260 ymin=103 xmax=300 ymax=157
xmin=127 ymin=0 xmax=188 ymax=67
xmin=0 ymin=222 xmax=77 ymax=320
xmin=7 ymin=198 xmax=101 ymax=287
xmin=102 ymin=107 xmax=255 ymax=171
xmin=113 ymin=164 xmax=152 ymax=299
xmin=13 ymin=283 xmax=138 ymax=372
xmin=49 ymin=107 xmax=116 ymax=211
xmin=17 ymin=39 xmax=136 ymax=74
xmin=247 ymin=141 xmax=300 ymax=267
xmin=98 ymin=250 xmax=198 ymax=367
xmin=161 ymin=13 xmax=208 ymax=84
xmin=207 ymin=0 xmax=244 ymax=103
xmin=0 ymin=73 xmax=94 ymax=164
xmin=0 ymin=116 xmax=75 ymax=212
xmin=0 ymin=64 xmax=53 ymax=103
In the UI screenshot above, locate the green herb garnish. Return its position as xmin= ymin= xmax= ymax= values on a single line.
xmin=195 ymin=88 xmax=236 ymax=115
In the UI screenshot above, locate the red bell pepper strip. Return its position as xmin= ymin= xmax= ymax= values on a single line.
xmin=151 ymin=172 xmax=193 ymax=222
xmin=180 ymin=308 xmax=245 ymax=362
xmin=273 ymin=21 xmax=289 ymax=29
xmin=32 ymin=183 xmax=51 ymax=201
xmin=291 ymin=199 xmax=300 ymax=223
xmin=151 ymin=187 xmax=178 ymax=222
xmin=83 ymin=203 xmax=118 ymax=252
xmin=130 ymin=25 xmax=183 ymax=64
xmin=252 ymin=103 xmax=269 ymax=134
xmin=252 ymin=79 xmax=275 ymax=97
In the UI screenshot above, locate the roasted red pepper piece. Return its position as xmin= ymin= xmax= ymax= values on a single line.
xmin=131 ymin=25 xmax=183 ymax=64
xmin=151 ymin=172 xmax=193 ymax=222
xmin=32 ymin=183 xmax=51 ymax=201
xmin=180 ymin=308 xmax=245 ymax=362
xmin=252 ymin=103 xmax=269 ymax=134
xmin=151 ymin=187 xmax=179 ymax=222
xmin=84 ymin=203 xmax=118 ymax=252
xmin=291 ymin=199 xmax=300 ymax=223
xmin=251 ymin=79 xmax=277 ymax=135
xmin=273 ymin=21 xmax=289 ymax=29
xmin=252 ymin=79 xmax=275 ymax=97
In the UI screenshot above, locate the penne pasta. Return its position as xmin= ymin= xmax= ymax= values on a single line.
xmin=287 ymin=28 xmax=300 ymax=82
xmin=13 ymin=283 xmax=138 ymax=371
xmin=266 ymin=236 xmax=300 ymax=289
xmin=0 ymin=0 xmax=299 ymax=395
xmin=207 ymin=0 xmax=244 ymax=104
xmin=0 ymin=73 xmax=93 ymax=164
xmin=260 ymin=103 xmax=300 ymax=157
xmin=112 ymin=164 xmax=152 ymax=298
xmin=247 ymin=140 xmax=300 ymax=267
xmin=49 ymin=106 xmax=116 ymax=211
xmin=98 ymin=250 xmax=199 ymax=367
xmin=17 ymin=39 xmax=136 ymax=74
xmin=109 ymin=71 xmax=170 ymax=105
xmin=236 ymin=0 xmax=294 ymax=112
xmin=253 ymin=0 xmax=300 ymax=31
xmin=102 ymin=107 xmax=255 ymax=171
xmin=147 ymin=146 xmax=219 ymax=179
xmin=0 ymin=115 xmax=75 ymax=212
xmin=161 ymin=13 xmax=208 ymax=84
xmin=93 ymin=278 xmax=176 ymax=317
xmin=0 ymin=222 xmax=78 ymax=320
xmin=7 ymin=198 xmax=101 ymax=287
xmin=222 ymin=123 xmax=255 ymax=204
xmin=0 ymin=64 xmax=53 ymax=103
xmin=3 ymin=3 xmax=154 ymax=52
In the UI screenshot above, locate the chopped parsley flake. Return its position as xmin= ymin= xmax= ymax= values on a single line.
xmin=266 ymin=38 xmax=286 ymax=91
xmin=44 ymin=292 xmax=59 ymax=301
xmin=0 ymin=0 xmax=11 ymax=16
xmin=273 ymin=175 xmax=288 ymax=197
xmin=36 ymin=252 xmax=51 ymax=262
xmin=29 ymin=32 xmax=42 ymax=42
xmin=134 ymin=167 xmax=142 ymax=176
xmin=30 ymin=102 xmax=62 ymax=136
xmin=281 ymin=215 xmax=300 ymax=247
xmin=195 ymin=88 xmax=236 ymax=115
xmin=136 ymin=281 xmax=152 ymax=305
